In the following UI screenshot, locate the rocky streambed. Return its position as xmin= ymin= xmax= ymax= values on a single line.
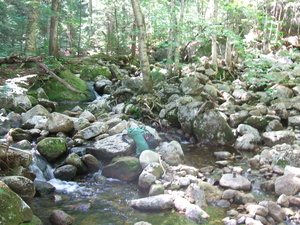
xmin=1 ymin=52 xmax=300 ymax=225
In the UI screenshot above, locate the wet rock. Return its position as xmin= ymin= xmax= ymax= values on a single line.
xmin=54 ymin=165 xmax=77 ymax=181
xmin=156 ymin=141 xmax=185 ymax=166
xmin=129 ymin=194 xmax=174 ymax=210
xmin=66 ymin=153 xmax=86 ymax=174
xmin=36 ymin=137 xmax=67 ymax=162
xmin=262 ymin=130 xmax=295 ymax=146
xmin=0 ymin=181 xmax=33 ymax=224
xmin=81 ymin=154 xmax=100 ymax=173
xmin=102 ymin=156 xmax=141 ymax=181
xmin=90 ymin=133 xmax=133 ymax=158
xmin=47 ymin=112 xmax=74 ymax=133
xmin=219 ymin=173 xmax=251 ymax=191
xmin=49 ymin=209 xmax=75 ymax=225
xmin=34 ymin=180 xmax=56 ymax=196
xmin=275 ymin=174 xmax=300 ymax=196
xmin=1 ymin=176 xmax=36 ymax=200
xmin=214 ymin=151 xmax=232 ymax=159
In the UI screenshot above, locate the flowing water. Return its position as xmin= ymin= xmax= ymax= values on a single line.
xmin=27 ymin=142 xmax=230 ymax=225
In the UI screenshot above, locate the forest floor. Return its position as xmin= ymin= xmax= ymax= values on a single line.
xmin=0 ymin=63 xmax=45 ymax=86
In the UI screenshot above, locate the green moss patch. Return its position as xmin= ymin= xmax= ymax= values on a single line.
xmin=42 ymin=70 xmax=94 ymax=102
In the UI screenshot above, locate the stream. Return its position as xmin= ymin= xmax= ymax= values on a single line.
xmin=26 ymin=136 xmax=273 ymax=225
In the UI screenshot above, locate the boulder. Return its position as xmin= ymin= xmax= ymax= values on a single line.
xmin=185 ymin=204 xmax=209 ymax=224
xmin=262 ymin=130 xmax=295 ymax=146
xmin=77 ymin=121 xmax=108 ymax=140
xmin=54 ymin=165 xmax=77 ymax=181
xmin=156 ymin=141 xmax=184 ymax=166
xmin=102 ymin=156 xmax=141 ymax=181
xmin=33 ymin=180 xmax=56 ymax=196
xmin=9 ymin=128 xmax=32 ymax=142
xmin=193 ymin=102 xmax=235 ymax=145
xmin=275 ymin=174 xmax=300 ymax=196
xmin=0 ymin=181 xmax=33 ymax=224
xmin=180 ymin=76 xmax=204 ymax=95
xmin=1 ymin=176 xmax=36 ymax=200
xmin=47 ymin=112 xmax=74 ymax=133
xmin=129 ymin=194 xmax=174 ymax=210
xmin=139 ymin=150 xmax=161 ymax=169
xmin=90 ymin=133 xmax=133 ymax=158
xmin=49 ymin=209 xmax=75 ymax=225
xmin=219 ymin=173 xmax=251 ymax=191
xmin=66 ymin=153 xmax=85 ymax=174
xmin=36 ymin=137 xmax=68 ymax=162
xmin=79 ymin=110 xmax=96 ymax=122
xmin=185 ymin=183 xmax=207 ymax=209
xmin=138 ymin=163 xmax=164 ymax=189
xmin=259 ymin=201 xmax=285 ymax=223
xmin=288 ymin=115 xmax=300 ymax=128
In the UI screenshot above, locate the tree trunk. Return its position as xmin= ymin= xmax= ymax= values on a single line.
xmin=173 ymin=0 xmax=185 ymax=76
xmin=25 ymin=0 xmax=40 ymax=55
xmin=167 ymin=0 xmax=176 ymax=75
xmin=211 ymin=0 xmax=218 ymax=74
xmin=49 ymin=0 xmax=61 ymax=59
xmin=78 ymin=0 xmax=82 ymax=56
xmin=130 ymin=0 xmax=153 ymax=92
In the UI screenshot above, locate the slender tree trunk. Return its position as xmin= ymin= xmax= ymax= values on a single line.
xmin=130 ymin=23 xmax=137 ymax=60
xmin=173 ymin=0 xmax=185 ymax=76
xmin=25 ymin=0 xmax=40 ymax=55
xmin=49 ymin=0 xmax=61 ymax=59
xmin=88 ymin=0 xmax=93 ymax=47
xmin=211 ymin=0 xmax=218 ymax=74
xmin=167 ymin=0 xmax=176 ymax=74
xmin=130 ymin=0 xmax=153 ymax=92
xmin=78 ymin=0 xmax=82 ymax=56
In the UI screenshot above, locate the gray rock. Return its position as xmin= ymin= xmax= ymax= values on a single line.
xmin=185 ymin=183 xmax=207 ymax=209
xmin=214 ymin=151 xmax=232 ymax=160
xmin=129 ymin=194 xmax=174 ymax=210
xmin=73 ymin=117 xmax=90 ymax=131
xmin=219 ymin=173 xmax=251 ymax=191
xmin=139 ymin=150 xmax=161 ymax=169
xmin=90 ymin=133 xmax=133 ymax=158
xmin=246 ymin=204 xmax=269 ymax=217
xmin=102 ymin=156 xmax=141 ymax=181
xmin=229 ymin=110 xmax=249 ymax=128
xmin=271 ymin=84 xmax=294 ymax=99
xmin=185 ymin=204 xmax=209 ymax=223
xmin=265 ymin=120 xmax=284 ymax=131
xmin=66 ymin=153 xmax=85 ymax=173
xmin=49 ymin=209 xmax=75 ymax=225
xmin=77 ymin=122 xmax=108 ymax=140
xmin=262 ymin=130 xmax=295 ymax=146
xmin=156 ymin=141 xmax=184 ymax=166
xmin=54 ymin=165 xmax=77 ymax=181
xmin=47 ymin=112 xmax=74 ymax=133
xmin=149 ymin=184 xmax=165 ymax=196
xmin=0 ymin=181 xmax=33 ymax=224
xmin=81 ymin=154 xmax=100 ymax=173
xmin=288 ymin=115 xmax=300 ymax=128
xmin=1 ymin=176 xmax=36 ymax=200
xmin=79 ymin=110 xmax=96 ymax=122
xmin=275 ymin=174 xmax=300 ymax=196
xmin=22 ymin=105 xmax=50 ymax=126
xmin=236 ymin=124 xmax=261 ymax=142
xmin=193 ymin=102 xmax=235 ymax=145
xmin=138 ymin=163 xmax=164 ymax=189
xmin=180 ymin=77 xmax=204 ymax=95
xmin=235 ymin=133 xmax=259 ymax=151
xmin=34 ymin=180 xmax=56 ymax=195
xmin=259 ymin=201 xmax=285 ymax=223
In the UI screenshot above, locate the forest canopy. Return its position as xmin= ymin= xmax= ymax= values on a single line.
xmin=0 ymin=0 xmax=299 ymax=60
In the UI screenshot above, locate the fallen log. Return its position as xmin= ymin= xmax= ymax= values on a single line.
xmin=28 ymin=58 xmax=83 ymax=94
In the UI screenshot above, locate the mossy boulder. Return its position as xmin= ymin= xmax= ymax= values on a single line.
xmin=81 ymin=65 xmax=112 ymax=80
xmin=102 ymin=156 xmax=142 ymax=181
xmin=0 ymin=181 xmax=33 ymax=224
xmin=41 ymin=70 xmax=94 ymax=102
xmin=36 ymin=137 xmax=67 ymax=163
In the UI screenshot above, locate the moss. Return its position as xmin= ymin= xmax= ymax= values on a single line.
xmin=42 ymin=70 xmax=93 ymax=102
xmin=81 ymin=65 xmax=112 ymax=80
xmin=276 ymin=159 xmax=289 ymax=167
xmin=36 ymin=138 xmax=67 ymax=162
